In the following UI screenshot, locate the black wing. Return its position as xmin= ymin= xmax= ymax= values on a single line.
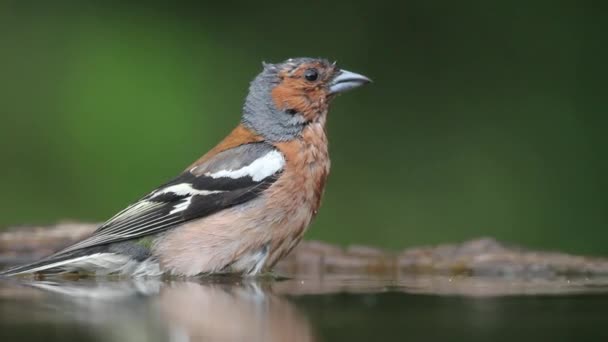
xmin=58 ymin=142 xmax=284 ymax=253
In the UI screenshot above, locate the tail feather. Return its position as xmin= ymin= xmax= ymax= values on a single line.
xmin=0 ymin=254 xmax=79 ymax=276
xmin=0 ymin=246 xmax=110 ymax=277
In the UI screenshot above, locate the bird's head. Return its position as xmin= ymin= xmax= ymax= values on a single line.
xmin=242 ymin=57 xmax=370 ymax=141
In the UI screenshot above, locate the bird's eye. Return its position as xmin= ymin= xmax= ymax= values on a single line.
xmin=304 ymin=68 xmax=319 ymax=81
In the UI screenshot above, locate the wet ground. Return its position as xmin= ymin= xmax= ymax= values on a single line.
xmin=1 ymin=274 xmax=607 ymax=341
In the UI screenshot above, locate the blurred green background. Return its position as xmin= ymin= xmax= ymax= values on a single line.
xmin=0 ymin=1 xmax=606 ymax=255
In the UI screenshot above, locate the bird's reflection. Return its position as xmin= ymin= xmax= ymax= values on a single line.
xmin=3 ymin=278 xmax=315 ymax=342
xmin=159 ymin=281 xmax=314 ymax=342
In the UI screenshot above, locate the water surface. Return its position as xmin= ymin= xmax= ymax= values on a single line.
xmin=1 ymin=274 xmax=607 ymax=341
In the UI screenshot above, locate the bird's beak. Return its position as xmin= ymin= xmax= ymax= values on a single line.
xmin=328 ymin=69 xmax=372 ymax=95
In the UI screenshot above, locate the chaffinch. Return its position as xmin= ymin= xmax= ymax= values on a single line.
xmin=1 ymin=57 xmax=370 ymax=277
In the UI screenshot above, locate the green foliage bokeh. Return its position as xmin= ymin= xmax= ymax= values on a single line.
xmin=0 ymin=1 xmax=606 ymax=254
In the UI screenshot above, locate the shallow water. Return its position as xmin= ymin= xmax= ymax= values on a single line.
xmin=1 ymin=274 xmax=607 ymax=341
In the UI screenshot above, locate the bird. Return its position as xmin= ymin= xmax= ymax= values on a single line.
xmin=0 ymin=57 xmax=370 ymax=277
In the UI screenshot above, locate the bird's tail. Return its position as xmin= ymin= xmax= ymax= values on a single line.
xmin=0 ymin=253 xmax=82 ymax=277
xmin=0 ymin=257 xmax=68 ymax=277
xmin=0 ymin=247 xmax=113 ymax=277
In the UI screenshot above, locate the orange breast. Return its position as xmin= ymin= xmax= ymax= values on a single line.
xmin=264 ymin=121 xmax=330 ymax=267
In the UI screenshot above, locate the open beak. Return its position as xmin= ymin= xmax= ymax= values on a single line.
xmin=329 ymin=69 xmax=372 ymax=95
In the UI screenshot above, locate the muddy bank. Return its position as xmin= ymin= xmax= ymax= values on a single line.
xmin=1 ymin=222 xmax=607 ymax=278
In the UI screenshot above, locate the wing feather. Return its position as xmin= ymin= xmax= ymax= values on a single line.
xmin=56 ymin=142 xmax=283 ymax=255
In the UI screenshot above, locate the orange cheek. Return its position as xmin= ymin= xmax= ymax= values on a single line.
xmin=271 ymin=83 xmax=299 ymax=111
xmin=271 ymin=80 xmax=327 ymax=121
xmin=271 ymin=77 xmax=308 ymax=109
